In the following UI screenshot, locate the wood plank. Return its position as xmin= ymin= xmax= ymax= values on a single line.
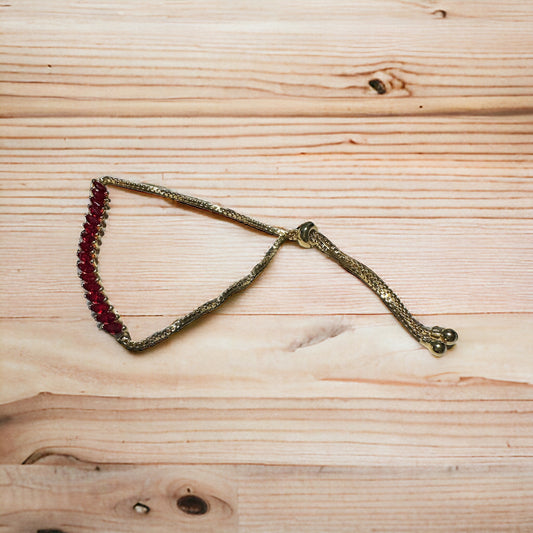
xmin=1 ymin=314 xmax=532 ymax=404
xmin=3 ymin=96 xmax=532 ymax=118
xmin=3 ymin=116 xmax=532 ymax=165
xmin=1 ymin=0 xmax=533 ymax=112
xmin=1 ymin=392 xmax=532 ymax=466
xmin=1 ymin=462 xmax=532 ymax=532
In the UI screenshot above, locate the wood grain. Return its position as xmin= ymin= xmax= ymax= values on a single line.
xmin=1 ymin=0 xmax=533 ymax=106
xmin=1 ymin=463 xmax=532 ymax=532
xmin=2 ymin=392 xmax=533 ymax=466
xmin=1 ymin=0 xmax=533 ymax=530
xmin=3 ymin=96 xmax=533 ymax=118
xmin=1 ymin=314 xmax=532 ymax=404
xmin=0 ymin=464 xmax=238 ymax=533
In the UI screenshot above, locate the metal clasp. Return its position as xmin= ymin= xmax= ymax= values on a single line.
xmin=296 ymin=221 xmax=318 ymax=248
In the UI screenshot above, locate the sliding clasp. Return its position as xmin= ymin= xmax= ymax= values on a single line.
xmin=296 ymin=221 xmax=318 ymax=248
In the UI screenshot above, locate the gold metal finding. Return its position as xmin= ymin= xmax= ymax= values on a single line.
xmin=296 ymin=221 xmax=318 ymax=248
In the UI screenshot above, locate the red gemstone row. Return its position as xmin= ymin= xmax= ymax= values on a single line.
xmin=78 ymin=180 xmax=124 ymax=336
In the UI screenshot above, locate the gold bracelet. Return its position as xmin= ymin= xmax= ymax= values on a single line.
xmin=78 ymin=177 xmax=458 ymax=356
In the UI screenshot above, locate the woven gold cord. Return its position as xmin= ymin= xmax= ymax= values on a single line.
xmin=78 ymin=177 xmax=458 ymax=356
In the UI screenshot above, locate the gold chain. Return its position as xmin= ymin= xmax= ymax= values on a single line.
xmin=78 ymin=177 xmax=458 ymax=356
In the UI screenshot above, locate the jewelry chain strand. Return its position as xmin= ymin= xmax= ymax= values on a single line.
xmin=79 ymin=177 xmax=458 ymax=356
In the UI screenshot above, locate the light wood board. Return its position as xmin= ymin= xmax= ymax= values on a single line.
xmin=1 ymin=1 xmax=532 ymax=531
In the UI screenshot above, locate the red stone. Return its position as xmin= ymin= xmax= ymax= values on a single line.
xmin=103 ymin=321 xmax=123 ymax=335
xmin=80 ymin=271 xmax=97 ymax=283
xmin=78 ymin=260 xmax=95 ymax=273
xmin=90 ymin=191 xmax=106 ymax=206
xmin=92 ymin=180 xmax=106 ymax=193
xmin=90 ymin=180 xmax=108 ymax=206
xmin=95 ymin=311 xmax=117 ymax=324
xmin=80 ymin=230 xmax=96 ymax=245
xmin=89 ymin=202 xmax=104 ymax=217
xmin=90 ymin=302 xmax=110 ymax=314
xmin=91 ymin=192 xmax=107 ymax=207
xmin=87 ymin=290 xmax=105 ymax=303
xmin=79 ymin=239 xmax=94 ymax=253
xmin=85 ymin=213 xmax=101 ymax=227
xmin=77 ymin=250 xmax=93 ymax=264
xmin=83 ymin=221 xmax=99 ymax=237
xmin=83 ymin=280 xmax=100 ymax=293
xmin=91 ymin=183 xmax=109 ymax=197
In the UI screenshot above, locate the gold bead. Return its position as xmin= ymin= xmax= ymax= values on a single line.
xmin=442 ymin=328 xmax=458 ymax=345
xmin=431 ymin=341 xmax=447 ymax=356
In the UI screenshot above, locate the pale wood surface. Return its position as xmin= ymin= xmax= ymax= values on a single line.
xmin=1 ymin=1 xmax=533 ymax=531
xmin=2 ymin=463 xmax=532 ymax=532
xmin=2 ymin=391 xmax=533 ymax=466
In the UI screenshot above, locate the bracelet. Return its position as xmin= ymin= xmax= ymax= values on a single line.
xmin=78 ymin=177 xmax=458 ymax=356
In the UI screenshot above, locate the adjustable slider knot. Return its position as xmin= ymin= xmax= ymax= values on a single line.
xmin=295 ymin=221 xmax=318 ymax=248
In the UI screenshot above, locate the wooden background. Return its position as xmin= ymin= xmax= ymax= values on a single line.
xmin=1 ymin=1 xmax=533 ymax=531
